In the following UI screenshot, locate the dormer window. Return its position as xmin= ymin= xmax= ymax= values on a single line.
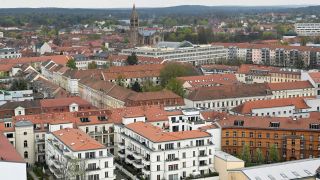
xmin=80 ymin=117 xmax=90 ymax=122
xmin=234 ymin=120 xmax=244 ymax=126
xmin=309 ymin=124 xmax=320 ymax=130
xmin=269 ymin=122 xmax=280 ymax=128
xmin=98 ymin=116 xmax=107 ymax=121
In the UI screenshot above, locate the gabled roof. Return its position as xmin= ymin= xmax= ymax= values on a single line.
xmin=0 ymin=134 xmax=25 ymax=163
xmin=232 ymin=97 xmax=311 ymax=114
xmin=267 ymin=81 xmax=313 ymax=91
xmin=187 ymin=83 xmax=271 ymax=101
xmin=40 ymin=97 xmax=92 ymax=108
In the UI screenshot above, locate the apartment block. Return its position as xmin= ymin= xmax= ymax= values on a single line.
xmin=46 ymin=128 xmax=114 ymax=179
xmin=118 ymin=122 xmax=215 ymax=180
xmin=121 ymin=41 xmax=227 ymax=66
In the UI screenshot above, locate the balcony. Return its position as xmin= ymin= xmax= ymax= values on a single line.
xmin=49 ymin=165 xmax=63 ymax=179
xmin=132 ymin=151 xmax=142 ymax=159
xmin=118 ymin=142 xmax=125 ymax=149
xmin=86 ymin=167 xmax=101 ymax=172
xmin=133 ymin=160 xmax=143 ymax=169
xmin=126 ymin=155 xmax=135 ymax=164
xmin=142 ymin=166 xmax=150 ymax=175
xmin=165 ymin=158 xmax=179 ymax=162
xmin=142 ymin=157 xmax=150 ymax=165
xmin=118 ymin=150 xmax=125 ymax=158
xmin=126 ymin=147 xmax=133 ymax=154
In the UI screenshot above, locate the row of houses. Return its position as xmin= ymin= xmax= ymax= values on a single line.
xmin=215 ymin=43 xmax=320 ymax=68
xmin=0 ymin=104 xmax=320 ymax=179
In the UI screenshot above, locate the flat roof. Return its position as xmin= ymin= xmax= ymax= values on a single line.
xmin=231 ymin=158 xmax=320 ymax=180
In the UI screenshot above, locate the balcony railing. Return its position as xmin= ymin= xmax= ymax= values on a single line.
xmin=86 ymin=167 xmax=101 ymax=172
xmin=165 ymin=158 xmax=179 ymax=162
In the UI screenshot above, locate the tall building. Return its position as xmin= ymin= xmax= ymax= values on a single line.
xmin=130 ymin=4 xmax=139 ymax=46
xmin=295 ymin=23 xmax=320 ymax=36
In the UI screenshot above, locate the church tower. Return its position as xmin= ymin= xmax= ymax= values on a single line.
xmin=130 ymin=3 xmax=139 ymax=45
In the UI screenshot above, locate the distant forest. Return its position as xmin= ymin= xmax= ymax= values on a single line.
xmin=0 ymin=5 xmax=320 ymax=27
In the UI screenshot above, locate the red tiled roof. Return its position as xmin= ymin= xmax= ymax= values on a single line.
xmin=127 ymin=90 xmax=181 ymax=101
xmin=177 ymin=74 xmax=238 ymax=87
xmin=309 ymin=72 xmax=320 ymax=83
xmin=52 ymin=128 xmax=105 ymax=151
xmin=232 ymin=97 xmax=312 ymax=114
xmin=0 ymin=55 xmax=70 ymax=66
xmin=187 ymin=83 xmax=271 ymax=101
xmin=40 ymin=97 xmax=92 ymax=108
xmin=0 ymin=134 xmax=25 ymax=163
xmin=126 ymin=122 xmax=210 ymax=143
xmin=217 ymin=114 xmax=320 ymax=131
xmin=267 ymin=81 xmax=313 ymax=91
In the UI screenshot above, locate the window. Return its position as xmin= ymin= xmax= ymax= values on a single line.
xmin=157 ymin=155 xmax=160 ymax=161
xmin=24 ymin=132 xmax=27 ymax=135
xmin=233 ymin=140 xmax=237 ymax=146
xmin=249 ymin=132 xmax=254 ymax=138
xmin=99 ymin=151 xmax=103 ymax=157
xmin=85 ymin=152 xmax=95 ymax=159
xmin=157 ymin=175 xmax=161 ymax=180
xmin=274 ymin=133 xmax=278 ymax=139
xmin=226 ymin=131 xmax=229 ymax=137
xmin=105 ymin=172 xmax=108 ymax=178
xmin=258 ymin=133 xmax=262 ymax=138
xmin=233 ymin=131 xmax=237 ymax=137
xmin=309 ymin=124 xmax=320 ymax=129
xmin=266 ymin=133 xmax=270 ymax=138
xmin=234 ymin=120 xmax=244 ymax=126
xmin=270 ymin=122 xmax=280 ymax=128
xmin=196 ymin=140 xmax=204 ymax=146
xmin=105 ymin=161 xmax=108 ymax=168
xmin=87 ymin=163 xmax=97 ymax=170
xmin=24 ymin=140 xmax=28 ymax=147
xmin=182 ymin=152 xmax=186 ymax=159
xmin=24 ymin=151 xmax=28 ymax=159
xmin=168 ymin=164 xmax=178 ymax=171
xmin=165 ymin=143 xmax=174 ymax=150
xmin=242 ymin=132 xmax=245 ymax=137
xmin=157 ymin=165 xmax=160 ymax=171
xmin=88 ymin=174 xmax=99 ymax=180
xmin=78 ymin=153 xmax=81 ymax=159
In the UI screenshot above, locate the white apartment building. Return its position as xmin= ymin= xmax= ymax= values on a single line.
xmin=118 ymin=122 xmax=216 ymax=180
xmin=301 ymin=71 xmax=320 ymax=97
xmin=185 ymin=83 xmax=273 ymax=111
xmin=231 ymin=97 xmax=320 ymax=118
xmin=121 ymin=41 xmax=227 ymax=65
xmin=295 ymin=23 xmax=320 ymax=36
xmin=45 ymin=128 xmax=115 ymax=180
xmin=0 ymin=48 xmax=21 ymax=59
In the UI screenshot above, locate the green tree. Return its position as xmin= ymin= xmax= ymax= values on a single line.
xmin=239 ymin=144 xmax=251 ymax=166
xmin=142 ymin=80 xmax=163 ymax=92
xmin=126 ymin=53 xmax=138 ymax=65
xmin=66 ymin=59 xmax=77 ymax=69
xmin=255 ymin=148 xmax=265 ymax=165
xmin=131 ymin=81 xmax=142 ymax=92
xmin=10 ymin=79 xmax=28 ymax=91
xmin=269 ymin=144 xmax=280 ymax=163
xmin=165 ymin=78 xmax=185 ymax=97
xmin=160 ymin=63 xmax=197 ymax=87
xmin=116 ymin=75 xmax=125 ymax=87
xmin=88 ymin=61 xmax=97 ymax=69
xmin=300 ymin=37 xmax=308 ymax=46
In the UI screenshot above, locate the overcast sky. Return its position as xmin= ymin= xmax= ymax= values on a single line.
xmin=1 ymin=0 xmax=320 ymax=8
